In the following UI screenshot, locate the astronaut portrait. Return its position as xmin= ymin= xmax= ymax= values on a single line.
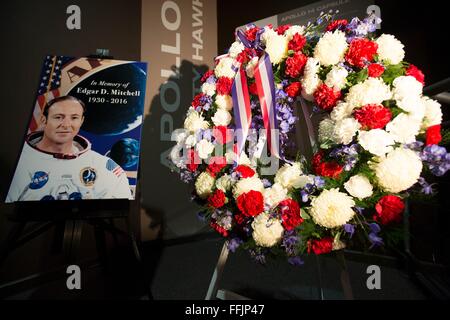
xmin=5 ymin=95 xmax=132 ymax=202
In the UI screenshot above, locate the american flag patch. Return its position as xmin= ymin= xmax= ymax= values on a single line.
xmin=106 ymin=158 xmax=124 ymax=177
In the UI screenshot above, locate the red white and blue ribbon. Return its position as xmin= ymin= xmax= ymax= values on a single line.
xmin=232 ymin=68 xmax=252 ymax=158
xmin=254 ymin=53 xmax=280 ymax=158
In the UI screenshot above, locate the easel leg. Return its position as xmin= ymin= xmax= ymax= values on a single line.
xmin=336 ymin=251 xmax=354 ymax=300
xmin=315 ymin=254 xmax=325 ymax=300
xmin=205 ymin=240 xmax=229 ymax=300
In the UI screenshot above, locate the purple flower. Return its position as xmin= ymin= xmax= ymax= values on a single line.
xmin=421 ymin=145 xmax=450 ymax=177
xmin=369 ymin=232 xmax=384 ymax=248
xmin=313 ymin=176 xmax=325 ymax=188
xmin=180 ymin=171 xmax=195 ymax=183
xmin=300 ymin=190 xmax=309 ymax=203
xmin=250 ymin=249 xmax=266 ymax=265
xmin=262 ymin=179 xmax=272 ymax=188
xmin=282 ymin=230 xmax=300 ymax=256
xmin=227 ymin=238 xmax=243 ymax=253
xmin=288 ymin=256 xmax=304 ymax=266
xmin=344 ymin=224 xmax=355 ymax=238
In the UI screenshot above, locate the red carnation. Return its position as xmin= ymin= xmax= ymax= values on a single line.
xmin=249 ymin=82 xmax=259 ymax=96
xmin=186 ymin=149 xmax=200 ymax=172
xmin=234 ymin=214 xmax=248 ymax=225
xmin=374 ymin=195 xmax=405 ymax=225
xmin=368 ymin=63 xmax=385 ymax=78
xmin=245 ymin=27 xmax=259 ymax=41
xmin=353 ymin=104 xmax=392 ymax=130
xmin=313 ymin=84 xmax=342 ymax=111
xmin=326 ymin=19 xmax=348 ymax=32
xmin=216 ymin=77 xmax=233 ymax=95
xmin=201 ymin=70 xmax=214 ymax=83
xmin=236 ymin=48 xmax=256 ymax=64
xmin=191 ymin=93 xmax=204 ymax=108
xmin=276 ymin=24 xmax=291 ymax=35
xmin=312 ymin=151 xmax=343 ymax=179
xmin=278 ymin=199 xmax=303 ymax=231
xmin=236 ymin=190 xmax=264 ymax=217
xmin=208 ymin=189 xmax=226 ymax=208
xmin=406 ymin=64 xmax=425 ymax=86
xmin=308 ymin=237 xmax=333 ymax=255
xmin=210 ymin=220 xmax=229 ymax=237
xmin=234 ymin=165 xmax=255 ymax=178
xmin=207 ymin=156 xmax=227 ymax=177
xmin=426 ymin=124 xmax=442 ymax=145
xmin=213 ymin=126 xmax=233 ymax=145
xmin=345 ymin=38 xmax=378 ymax=68
xmin=312 ymin=151 xmax=324 ymax=169
xmin=285 ymin=82 xmax=302 ymax=98
xmin=285 ymin=52 xmax=308 ymax=78
xmin=288 ymin=33 xmax=306 ymax=51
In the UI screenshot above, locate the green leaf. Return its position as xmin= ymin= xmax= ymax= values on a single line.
xmin=382 ymin=63 xmax=406 ymax=85
xmin=300 ymin=208 xmax=311 ymax=220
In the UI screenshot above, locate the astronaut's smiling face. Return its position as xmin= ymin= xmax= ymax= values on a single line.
xmin=42 ymin=100 xmax=85 ymax=146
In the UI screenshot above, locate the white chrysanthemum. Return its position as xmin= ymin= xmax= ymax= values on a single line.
xmin=265 ymin=33 xmax=289 ymax=65
xmin=358 ymin=129 xmax=395 ymax=156
xmin=325 ymin=65 xmax=349 ymax=90
xmin=395 ymin=95 xmax=425 ymax=121
xmin=331 ymin=102 xmax=354 ymax=122
xmin=245 ymin=56 xmax=259 ymax=78
xmin=345 ymin=78 xmax=392 ymax=107
xmin=386 ymin=113 xmax=422 ymax=144
xmin=252 ymin=212 xmax=284 ymax=247
xmin=333 ymin=118 xmax=361 ymax=145
xmin=184 ymin=109 xmax=209 ymax=133
xmin=185 ymin=134 xmax=197 ymax=148
xmin=215 ymin=94 xmax=233 ymax=111
xmin=195 ymin=172 xmax=215 ymax=199
xmin=233 ymin=176 xmax=265 ymax=198
xmin=301 ymin=58 xmax=322 ymax=101
xmin=211 ymin=109 xmax=232 ymax=127
xmin=344 ymin=175 xmax=373 ymax=200
xmin=260 ymin=27 xmax=277 ymax=44
xmin=263 ymin=183 xmax=289 ymax=209
xmin=274 ymin=162 xmax=303 ymax=190
xmin=310 ymin=188 xmax=356 ymax=228
xmin=195 ymin=139 xmax=214 ymax=159
xmin=201 ymin=82 xmax=216 ymax=96
xmin=318 ymin=117 xmax=335 ymax=144
xmin=215 ymin=57 xmax=236 ymax=78
xmin=216 ymin=174 xmax=234 ymax=192
xmin=374 ymin=148 xmax=423 ymax=193
xmin=285 ymin=25 xmax=305 ymax=40
xmin=313 ymin=30 xmax=348 ymax=66
xmin=228 ymin=41 xmax=245 ymax=58
xmin=376 ymin=34 xmax=405 ymax=65
xmin=393 ymin=76 xmax=423 ymax=100
xmin=422 ymin=96 xmax=442 ymax=128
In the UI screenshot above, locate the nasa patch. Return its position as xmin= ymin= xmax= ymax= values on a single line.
xmin=29 ymin=171 xmax=49 ymax=189
xmin=80 ymin=167 xmax=97 ymax=186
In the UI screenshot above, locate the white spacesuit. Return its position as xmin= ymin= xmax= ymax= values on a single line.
xmin=5 ymin=132 xmax=132 ymax=202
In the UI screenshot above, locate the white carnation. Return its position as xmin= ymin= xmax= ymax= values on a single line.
xmin=216 ymin=174 xmax=234 ymax=192
xmin=228 ymin=41 xmax=245 ymax=58
xmin=252 ymin=212 xmax=284 ymax=248
xmin=285 ymin=25 xmax=305 ymax=40
xmin=263 ymin=183 xmax=289 ymax=209
xmin=215 ymin=94 xmax=233 ymax=111
xmin=211 ymin=109 xmax=232 ymax=127
xmin=345 ymin=78 xmax=392 ymax=107
xmin=330 ymin=102 xmax=354 ymax=122
xmin=233 ymin=176 xmax=265 ymax=198
xmin=395 ymin=95 xmax=425 ymax=121
xmin=319 ymin=117 xmax=336 ymax=144
xmin=301 ymin=58 xmax=322 ymax=101
xmin=422 ymin=96 xmax=442 ymax=128
xmin=245 ymin=57 xmax=259 ymax=78
xmin=374 ymin=148 xmax=423 ymax=193
xmin=325 ymin=65 xmax=349 ymax=90
xmin=265 ymin=33 xmax=289 ymax=65
xmin=313 ymin=30 xmax=348 ymax=66
xmin=376 ymin=34 xmax=405 ymax=65
xmin=358 ymin=129 xmax=395 ymax=156
xmin=393 ymin=76 xmax=423 ymax=100
xmin=260 ymin=27 xmax=277 ymax=45
xmin=386 ymin=113 xmax=422 ymax=144
xmin=344 ymin=175 xmax=373 ymax=200
xmin=201 ymin=82 xmax=216 ymax=96
xmin=195 ymin=139 xmax=214 ymax=159
xmin=184 ymin=109 xmax=209 ymax=133
xmin=333 ymin=118 xmax=361 ymax=145
xmin=215 ymin=57 xmax=236 ymax=78
xmin=310 ymin=188 xmax=356 ymax=228
xmin=195 ymin=172 xmax=215 ymax=199
xmin=274 ymin=162 xmax=303 ymax=190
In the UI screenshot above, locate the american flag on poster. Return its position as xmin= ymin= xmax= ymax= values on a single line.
xmin=29 ymin=55 xmax=69 ymax=133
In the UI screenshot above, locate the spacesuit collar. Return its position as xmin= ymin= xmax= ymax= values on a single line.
xmin=26 ymin=131 xmax=91 ymax=159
